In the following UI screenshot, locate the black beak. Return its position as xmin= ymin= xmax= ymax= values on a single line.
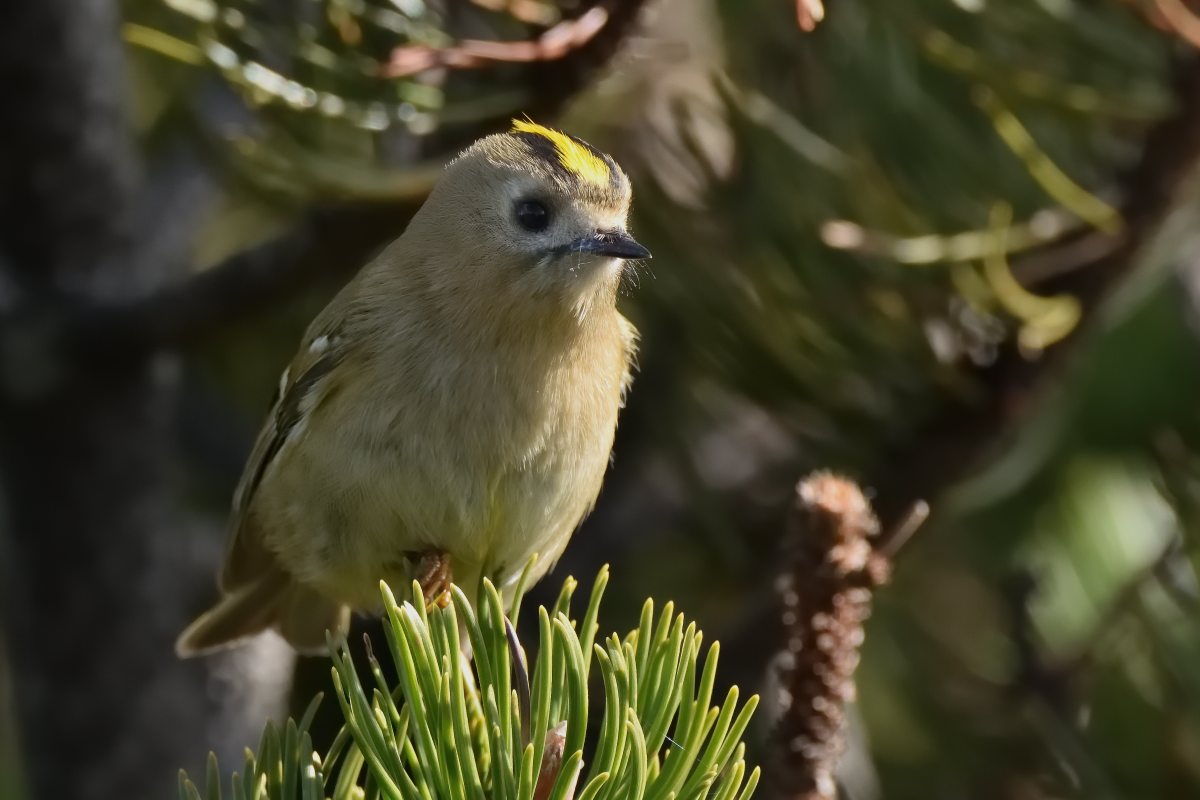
xmin=567 ymin=229 xmax=652 ymax=260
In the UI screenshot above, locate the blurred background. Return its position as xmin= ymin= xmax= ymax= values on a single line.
xmin=4 ymin=0 xmax=1200 ymax=798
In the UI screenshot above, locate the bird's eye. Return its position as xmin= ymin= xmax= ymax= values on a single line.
xmin=515 ymin=199 xmax=550 ymax=232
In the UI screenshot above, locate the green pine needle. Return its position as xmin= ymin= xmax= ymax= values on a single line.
xmin=180 ymin=567 xmax=759 ymax=800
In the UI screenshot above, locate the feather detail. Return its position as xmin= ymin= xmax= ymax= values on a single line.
xmin=222 ymin=327 xmax=347 ymax=592
xmin=511 ymin=119 xmax=612 ymax=188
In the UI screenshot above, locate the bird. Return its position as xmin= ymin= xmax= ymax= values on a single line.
xmin=176 ymin=120 xmax=650 ymax=656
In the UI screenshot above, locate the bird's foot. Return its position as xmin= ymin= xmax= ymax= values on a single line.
xmin=415 ymin=550 xmax=452 ymax=610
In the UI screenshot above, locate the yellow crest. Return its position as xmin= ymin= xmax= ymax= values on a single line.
xmin=511 ymin=119 xmax=611 ymax=187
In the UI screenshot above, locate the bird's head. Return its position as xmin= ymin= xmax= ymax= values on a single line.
xmin=409 ymin=120 xmax=650 ymax=319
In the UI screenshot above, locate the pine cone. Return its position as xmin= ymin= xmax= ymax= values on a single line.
xmin=770 ymin=472 xmax=890 ymax=800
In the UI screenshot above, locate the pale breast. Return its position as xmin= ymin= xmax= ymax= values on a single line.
xmin=256 ymin=309 xmax=633 ymax=608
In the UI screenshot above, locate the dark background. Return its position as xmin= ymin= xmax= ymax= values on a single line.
xmin=4 ymin=0 xmax=1200 ymax=798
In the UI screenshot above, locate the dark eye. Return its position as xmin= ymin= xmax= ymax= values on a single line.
xmin=515 ymin=199 xmax=550 ymax=232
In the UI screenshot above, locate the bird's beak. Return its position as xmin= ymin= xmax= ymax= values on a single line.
xmin=568 ymin=229 xmax=652 ymax=260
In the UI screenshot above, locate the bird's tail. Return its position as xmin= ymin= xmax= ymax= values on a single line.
xmin=176 ymin=572 xmax=350 ymax=658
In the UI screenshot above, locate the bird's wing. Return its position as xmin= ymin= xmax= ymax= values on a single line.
xmin=219 ymin=321 xmax=349 ymax=592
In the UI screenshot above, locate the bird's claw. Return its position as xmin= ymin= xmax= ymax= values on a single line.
xmin=415 ymin=550 xmax=452 ymax=610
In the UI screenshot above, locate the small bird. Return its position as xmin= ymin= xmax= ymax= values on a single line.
xmin=177 ymin=120 xmax=649 ymax=656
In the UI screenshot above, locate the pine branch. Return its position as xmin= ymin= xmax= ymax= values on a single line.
xmin=872 ymin=51 xmax=1200 ymax=522
xmin=181 ymin=568 xmax=762 ymax=800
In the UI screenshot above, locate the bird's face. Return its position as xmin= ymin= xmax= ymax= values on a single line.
xmin=424 ymin=123 xmax=651 ymax=318
xmin=488 ymin=169 xmax=648 ymax=297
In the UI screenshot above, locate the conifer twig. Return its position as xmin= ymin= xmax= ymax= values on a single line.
xmin=770 ymin=473 xmax=919 ymax=800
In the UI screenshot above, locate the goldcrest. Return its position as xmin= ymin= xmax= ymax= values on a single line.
xmin=177 ymin=121 xmax=649 ymax=656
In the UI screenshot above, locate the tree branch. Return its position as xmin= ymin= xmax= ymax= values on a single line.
xmin=67 ymin=202 xmax=415 ymax=358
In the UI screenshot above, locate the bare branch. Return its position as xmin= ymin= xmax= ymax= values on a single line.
xmin=383 ymin=3 xmax=617 ymax=77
